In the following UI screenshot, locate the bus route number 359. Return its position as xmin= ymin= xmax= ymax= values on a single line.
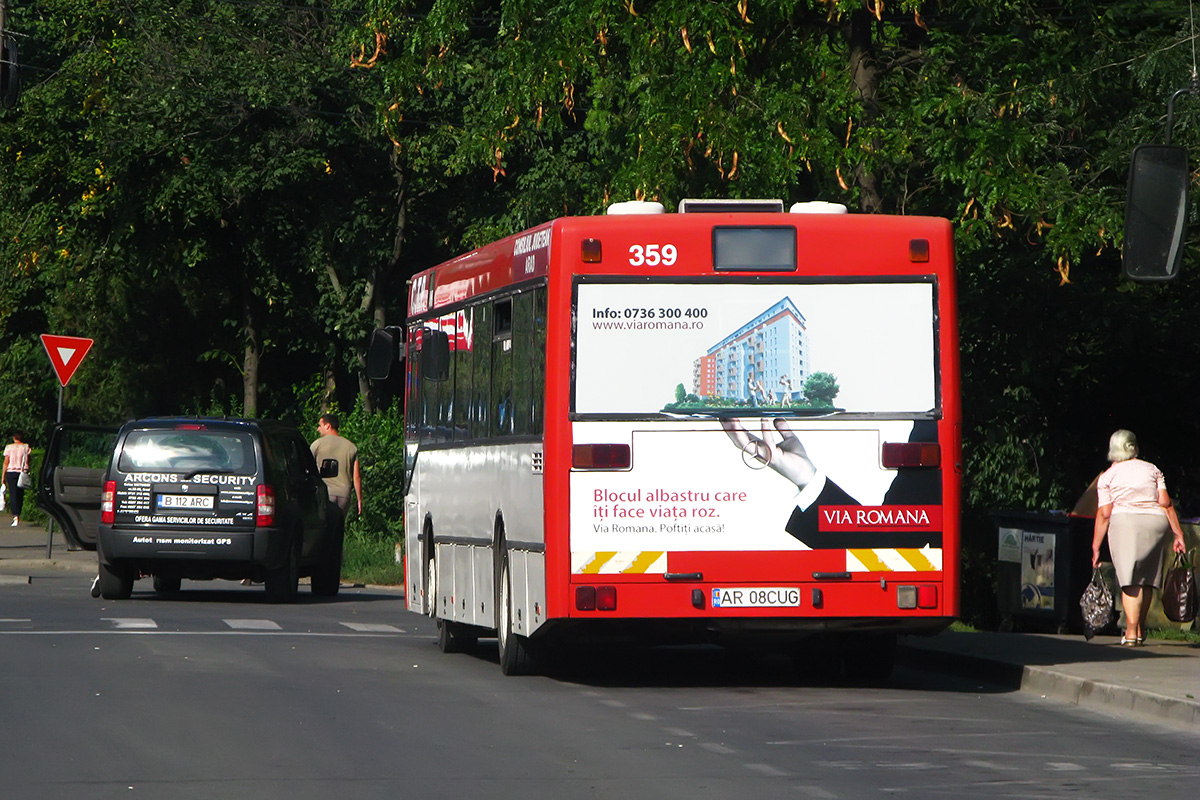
xmin=711 ymin=587 xmax=801 ymax=608
xmin=628 ymin=243 xmax=678 ymax=266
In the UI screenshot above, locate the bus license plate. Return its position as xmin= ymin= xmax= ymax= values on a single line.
xmin=711 ymin=587 xmax=801 ymax=608
xmin=157 ymin=494 xmax=214 ymax=510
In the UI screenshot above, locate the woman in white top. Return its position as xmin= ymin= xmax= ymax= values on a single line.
xmin=2 ymin=433 xmax=32 ymax=526
xmin=1091 ymin=430 xmax=1187 ymax=646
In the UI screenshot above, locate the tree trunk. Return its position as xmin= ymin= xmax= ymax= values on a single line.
xmin=847 ymin=10 xmax=884 ymax=214
xmin=360 ymin=154 xmax=407 ymax=413
xmin=242 ymin=289 xmax=260 ymax=418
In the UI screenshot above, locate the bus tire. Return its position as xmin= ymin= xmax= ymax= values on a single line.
xmin=497 ymin=557 xmax=535 ymax=676
xmin=98 ymin=560 xmax=134 ymax=600
xmin=437 ymin=618 xmax=477 ymax=654
xmin=842 ymin=633 xmax=897 ymax=683
xmin=264 ymin=535 xmax=299 ymax=604
xmin=425 ymin=548 xmax=438 ymax=618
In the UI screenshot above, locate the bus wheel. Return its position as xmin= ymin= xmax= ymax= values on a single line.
xmin=842 ymin=634 xmax=897 ymax=683
xmin=437 ymin=618 xmax=477 ymax=654
xmin=497 ymin=558 xmax=535 ymax=676
xmin=425 ymin=551 xmax=438 ymax=618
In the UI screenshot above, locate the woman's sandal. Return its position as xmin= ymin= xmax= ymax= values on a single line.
xmin=1121 ymin=636 xmax=1138 ymax=646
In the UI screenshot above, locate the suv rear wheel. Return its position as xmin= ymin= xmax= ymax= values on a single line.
xmin=98 ymin=560 xmax=134 ymax=600
xmin=264 ymin=535 xmax=299 ymax=603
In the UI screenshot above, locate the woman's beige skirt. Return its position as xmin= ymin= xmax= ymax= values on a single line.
xmin=1108 ymin=512 xmax=1170 ymax=588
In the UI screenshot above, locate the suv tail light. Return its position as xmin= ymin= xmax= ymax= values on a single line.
xmin=256 ymin=485 xmax=276 ymax=527
xmin=101 ymin=480 xmax=116 ymax=525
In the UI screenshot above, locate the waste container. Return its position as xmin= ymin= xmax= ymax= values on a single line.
xmin=992 ymin=510 xmax=1100 ymax=634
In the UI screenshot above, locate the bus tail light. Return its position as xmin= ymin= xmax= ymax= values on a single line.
xmin=881 ymin=442 xmax=940 ymax=469
xmin=101 ymin=480 xmax=116 ymax=525
xmin=256 ymin=485 xmax=276 ymax=527
xmin=575 ymin=585 xmax=617 ymax=611
xmin=572 ymin=444 xmax=631 ymax=470
xmin=909 ymin=238 xmax=930 ymax=262
xmin=897 ymin=585 xmax=938 ymax=609
xmin=581 ymin=238 xmax=602 ymax=263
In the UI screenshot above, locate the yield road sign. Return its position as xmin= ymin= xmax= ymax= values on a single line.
xmin=40 ymin=334 xmax=94 ymax=386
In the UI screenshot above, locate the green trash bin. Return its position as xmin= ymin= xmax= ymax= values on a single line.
xmin=992 ymin=510 xmax=1101 ymax=634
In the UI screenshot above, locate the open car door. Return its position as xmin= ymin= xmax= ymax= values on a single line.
xmin=36 ymin=424 xmax=118 ymax=551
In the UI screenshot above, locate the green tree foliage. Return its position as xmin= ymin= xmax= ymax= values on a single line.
xmin=0 ymin=0 xmax=396 ymax=429
xmin=803 ymin=371 xmax=839 ymax=407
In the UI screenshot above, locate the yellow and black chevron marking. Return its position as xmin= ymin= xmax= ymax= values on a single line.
xmin=846 ymin=547 xmax=942 ymax=573
xmin=572 ymin=551 xmax=667 ymax=574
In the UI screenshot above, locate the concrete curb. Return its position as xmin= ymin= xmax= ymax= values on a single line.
xmin=898 ymin=641 xmax=1200 ymax=732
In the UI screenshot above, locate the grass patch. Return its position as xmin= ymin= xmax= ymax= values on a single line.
xmin=342 ymin=534 xmax=403 ymax=587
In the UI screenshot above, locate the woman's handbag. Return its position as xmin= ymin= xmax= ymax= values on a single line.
xmin=1161 ymin=552 xmax=1197 ymax=624
xmin=1080 ymin=567 xmax=1115 ymax=640
xmin=16 ymin=470 xmax=31 ymax=489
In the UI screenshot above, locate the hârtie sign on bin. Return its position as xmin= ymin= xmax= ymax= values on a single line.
xmin=40 ymin=334 xmax=94 ymax=386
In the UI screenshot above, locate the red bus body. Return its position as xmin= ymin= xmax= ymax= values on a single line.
xmin=387 ymin=201 xmax=961 ymax=674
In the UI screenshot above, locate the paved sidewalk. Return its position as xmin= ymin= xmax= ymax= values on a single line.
xmin=899 ymin=629 xmax=1199 ymax=732
xmin=4 ymin=520 xmax=1197 ymax=730
xmin=0 ymin=518 xmax=96 ymax=580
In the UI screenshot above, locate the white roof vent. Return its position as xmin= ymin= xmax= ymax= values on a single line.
xmin=678 ymin=198 xmax=784 ymax=214
xmin=789 ymin=201 xmax=848 ymax=214
xmin=607 ymin=200 xmax=666 ymax=215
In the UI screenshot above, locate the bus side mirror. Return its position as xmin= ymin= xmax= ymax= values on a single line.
xmin=1123 ymin=143 xmax=1189 ymax=283
xmin=367 ymin=326 xmax=405 ymax=380
xmin=421 ymin=328 xmax=450 ymax=381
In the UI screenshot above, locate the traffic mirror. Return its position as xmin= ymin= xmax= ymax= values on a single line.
xmin=1123 ymin=143 xmax=1189 ymax=282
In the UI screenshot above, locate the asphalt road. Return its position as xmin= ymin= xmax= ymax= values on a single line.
xmin=1 ymin=573 xmax=1197 ymax=800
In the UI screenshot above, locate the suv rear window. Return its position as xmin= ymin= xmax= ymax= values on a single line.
xmin=117 ymin=431 xmax=256 ymax=474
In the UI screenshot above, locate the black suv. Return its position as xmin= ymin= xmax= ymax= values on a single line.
xmin=43 ymin=418 xmax=343 ymax=602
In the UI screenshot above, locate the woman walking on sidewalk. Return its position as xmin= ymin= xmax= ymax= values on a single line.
xmin=1091 ymin=429 xmax=1188 ymax=646
xmin=2 ymin=433 xmax=32 ymax=527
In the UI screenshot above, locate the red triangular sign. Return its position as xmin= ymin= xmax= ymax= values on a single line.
xmin=40 ymin=334 xmax=95 ymax=386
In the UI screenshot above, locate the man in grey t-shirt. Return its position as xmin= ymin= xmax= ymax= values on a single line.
xmin=311 ymin=413 xmax=362 ymax=515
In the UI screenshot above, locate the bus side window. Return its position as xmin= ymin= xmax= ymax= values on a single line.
xmin=512 ymin=292 xmax=534 ymax=436
xmin=492 ymin=298 xmax=514 ymax=437
xmin=453 ymin=308 xmax=473 ymax=440
xmin=471 ymin=303 xmax=492 ymax=439
xmin=532 ymin=286 xmax=546 ymax=434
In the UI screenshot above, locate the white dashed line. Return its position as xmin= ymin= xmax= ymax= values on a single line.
xmin=223 ymin=619 xmax=283 ymax=630
xmin=340 ymin=623 xmax=404 ymax=633
xmin=102 ymin=618 xmax=157 ymax=629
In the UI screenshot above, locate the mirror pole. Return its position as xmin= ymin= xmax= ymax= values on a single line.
xmin=1165 ymin=72 xmax=1199 ymax=146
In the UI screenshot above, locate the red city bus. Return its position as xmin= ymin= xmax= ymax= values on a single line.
xmin=368 ymin=198 xmax=961 ymax=676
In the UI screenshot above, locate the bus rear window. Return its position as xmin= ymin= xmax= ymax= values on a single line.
xmin=712 ymin=226 xmax=796 ymax=271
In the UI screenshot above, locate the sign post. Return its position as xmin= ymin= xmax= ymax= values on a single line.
xmin=38 ymin=334 xmax=94 ymax=558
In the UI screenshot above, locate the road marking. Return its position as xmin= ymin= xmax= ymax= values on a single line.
xmin=744 ymin=763 xmax=787 ymax=777
xmin=1045 ymin=762 xmax=1086 ymax=771
xmin=224 ymin=619 xmax=282 ymax=630
xmin=102 ymin=618 xmax=157 ymax=629
xmin=700 ymin=743 xmax=735 ymax=755
xmin=663 ymin=728 xmax=696 ymax=738
xmin=0 ymin=618 xmax=32 ymax=623
xmin=341 ymin=623 xmax=404 ymax=633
